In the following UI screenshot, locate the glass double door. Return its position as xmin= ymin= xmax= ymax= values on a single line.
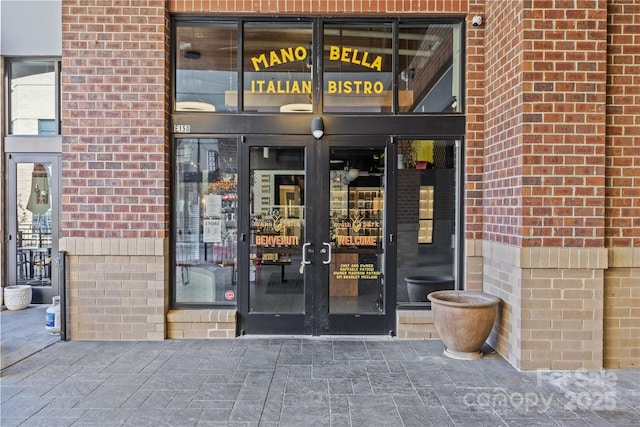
xmin=241 ymin=136 xmax=393 ymax=335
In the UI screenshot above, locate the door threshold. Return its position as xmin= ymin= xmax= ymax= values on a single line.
xmin=239 ymin=334 xmax=395 ymax=340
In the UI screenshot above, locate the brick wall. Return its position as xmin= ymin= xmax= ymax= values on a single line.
xmin=484 ymin=241 xmax=607 ymax=370
xmin=604 ymin=1 xmax=640 ymax=368
xmin=484 ymin=1 xmax=607 ymax=248
xmin=606 ymin=1 xmax=640 ymax=248
xmin=464 ymin=0 xmax=486 ymax=289
xmin=168 ymin=0 xmax=470 ymax=14
xmin=61 ymin=0 xmax=169 ymax=339
xmin=483 ymin=0 xmax=524 ymax=247
xmin=61 ymin=0 xmax=169 ymax=240
xmin=520 ymin=2 xmax=607 ymax=249
xmin=604 ymin=250 xmax=640 ymax=368
xmin=465 ymin=0 xmax=486 ymax=241
xmin=482 ymin=0 xmax=610 ymax=370
xmin=61 ymin=237 xmax=167 ymax=340
xmin=167 ymin=309 xmax=236 ymax=339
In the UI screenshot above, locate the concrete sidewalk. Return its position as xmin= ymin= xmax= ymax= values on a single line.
xmin=1 ymin=333 xmax=639 ymax=426
xmin=0 ymin=305 xmax=59 ymax=371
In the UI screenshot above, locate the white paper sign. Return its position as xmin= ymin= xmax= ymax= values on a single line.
xmin=203 ymin=219 xmax=222 ymax=243
xmin=205 ymin=194 xmax=222 ymax=217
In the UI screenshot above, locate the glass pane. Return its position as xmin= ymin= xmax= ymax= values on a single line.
xmin=243 ymin=23 xmax=313 ymax=113
xmin=396 ymin=139 xmax=457 ymax=305
xmin=249 ymin=147 xmax=305 ymax=313
xmin=175 ymin=23 xmax=238 ymax=112
xmin=323 ymin=24 xmax=393 ymax=113
xmin=174 ymin=138 xmax=238 ymax=305
xmin=329 ymin=148 xmax=385 ymax=314
xmin=10 ymin=61 xmax=56 ymax=135
xmin=16 ymin=162 xmax=53 ymax=286
xmin=398 ymin=24 xmax=462 ymax=113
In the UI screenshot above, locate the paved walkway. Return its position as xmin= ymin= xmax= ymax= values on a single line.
xmin=1 ymin=305 xmax=59 ymax=371
xmin=1 ymin=309 xmax=640 ymax=426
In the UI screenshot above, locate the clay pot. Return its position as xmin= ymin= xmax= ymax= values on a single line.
xmin=428 ymin=290 xmax=500 ymax=360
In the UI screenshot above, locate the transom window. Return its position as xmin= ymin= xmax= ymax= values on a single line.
xmin=174 ymin=19 xmax=462 ymax=114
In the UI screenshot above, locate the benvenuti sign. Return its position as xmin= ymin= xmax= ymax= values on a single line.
xmin=249 ymin=45 xmax=386 ymax=95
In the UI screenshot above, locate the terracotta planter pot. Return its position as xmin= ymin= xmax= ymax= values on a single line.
xmin=428 ymin=290 xmax=500 ymax=360
xmin=3 ymin=285 xmax=32 ymax=311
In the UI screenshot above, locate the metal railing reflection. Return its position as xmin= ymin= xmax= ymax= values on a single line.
xmin=16 ymin=225 xmax=52 ymax=284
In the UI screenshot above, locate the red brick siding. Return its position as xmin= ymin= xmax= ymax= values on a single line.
xmin=605 ymin=1 xmax=640 ymax=248
xmin=168 ymin=0 xmax=469 ymax=13
xmin=521 ymin=1 xmax=607 ymax=248
xmin=61 ymin=0 xmax=169 ymax=239
xmin=484 ymin=0 xmax=607 ymax=248
xmin=483 ymin=0 xmax=523 ymax=247
xmin=465 ymin=0 xmax=486 ymax=242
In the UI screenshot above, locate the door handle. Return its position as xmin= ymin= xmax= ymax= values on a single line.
xmin=322 ymin=242 xmax=332 ymax=265
xmin=302 ymin=242 xmax=312 ymax=265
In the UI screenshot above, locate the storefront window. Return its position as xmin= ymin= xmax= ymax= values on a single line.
xmin=396 ymin=139 xmax=458 ymax=306
xmin=173 ymin=20 xmax=463 ymax=115
xmin=323 ymin=23 xmax=393 ymax=113
xmin=8 ymin=60 xmax=58 ymax=135
xmin=398 ymin=24 xmax=462 ymax=113
xmin=175 ymin=22 xmax=237 ymax=112
xmin=243 ymin=22 xmax=313 ymax=113
xmin=174 ymin=138 xmax=238 ymax=305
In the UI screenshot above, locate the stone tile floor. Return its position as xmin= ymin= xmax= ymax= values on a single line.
xmin=1 ymin=305 xmax=59 ymax=371
xmin=1 ymin=307 xmax=639 ymax=426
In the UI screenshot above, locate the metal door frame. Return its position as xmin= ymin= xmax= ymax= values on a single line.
xmin=238 ymin=135 xmax=395 ymax=335
xmin=5 ymin=153 xmax=61 ymax=303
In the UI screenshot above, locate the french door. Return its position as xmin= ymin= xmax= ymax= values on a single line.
xmin=239 ymin=136 xmax=395 ymax=335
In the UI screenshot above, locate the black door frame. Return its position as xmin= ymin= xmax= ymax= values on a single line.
xmin=238 ymin=136 xmax=396 ymax=335
xmin=315 ymin=135 xmax=396 ymax=335
xmin=237 ymin=135 xmax=396 ymax=335
xmin=237 ymin=136 xmax=312 ymax=335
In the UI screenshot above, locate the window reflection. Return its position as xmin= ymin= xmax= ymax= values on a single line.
xmin=396 ymin=139 xmax=457 ymax=305
xmin=323 ymin=24 xmax=393 ymax=113
xmin=249 ymin=147 xmax=305 ymax=313
xmin=9 ymin=61 xmax=57 ymax=135
xmin=16 ymin=163 xmax=53 ymax=285
xmin=243 ymin=23 xmax=313 ymax=113
xmin=398 ymin=24 xmax=461 ymax=113
xmin=173 ymin=20 xmax=463 ymax=114
xmin=174 ymin=138 xmax=238 ymax=305
xmin=175 ymin=23 xmax=238 ymax=112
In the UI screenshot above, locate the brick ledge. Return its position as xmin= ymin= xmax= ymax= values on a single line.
xmin=167 ymin=309 xmax=237 ymax=339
